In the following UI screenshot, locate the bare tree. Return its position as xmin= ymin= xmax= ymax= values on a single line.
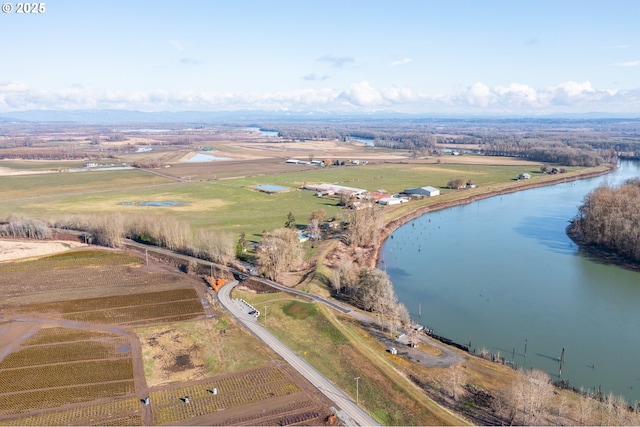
xmin=307 ymin=218 xmax=322 ymax=242
xmin=509 ymin=368 xmax=554 ymax=425
xmin=257 ymin=227 xmax=302 ymax=281
xmin=576 ymin=388 xmax=596 ymax=426
xmin=447 ymin=364 xmax=468 ymax=401
xmin=348 ymin=204 xmax=383 ymax=248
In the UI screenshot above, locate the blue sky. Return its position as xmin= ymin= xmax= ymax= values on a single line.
xmin=1 ymin=0 xmax=639 ymax=115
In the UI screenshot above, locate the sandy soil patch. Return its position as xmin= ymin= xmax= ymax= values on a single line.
xmin=0 ymin=167 xmax=58 ymax=176
xmin=0 ymin=239 xmax=87 ymax=262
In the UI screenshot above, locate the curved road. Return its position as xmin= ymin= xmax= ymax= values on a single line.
xmin=218 ymin=281 xmax=380 ymax=427
xmin=123 ymin=239 xmax=463 ymax=366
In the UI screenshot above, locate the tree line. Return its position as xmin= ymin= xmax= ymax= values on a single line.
xmin=568 ymin=178 xmax=640 ymax=264
xmin=1 ymin=213 xmax=237 ymax=265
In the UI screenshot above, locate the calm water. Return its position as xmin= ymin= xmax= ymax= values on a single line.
xmin=381 ymin=161 xmax=640 ymax=402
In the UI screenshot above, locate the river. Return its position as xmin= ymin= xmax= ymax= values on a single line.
xmin=380 ymin=160 xmax=640 ymax=402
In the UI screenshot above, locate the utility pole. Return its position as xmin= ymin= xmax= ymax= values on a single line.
xmin=354 ymin=377 xmax=360 ymax=405
xmin=523 ymin=339 xmax=528 ymax=370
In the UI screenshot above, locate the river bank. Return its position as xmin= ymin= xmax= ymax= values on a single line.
xmin=365 ymin=163 xmax=616 ymax=269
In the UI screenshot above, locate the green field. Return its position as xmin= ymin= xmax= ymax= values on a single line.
xmin=233 ymin=290 xmax=466 ymax=426
xmin=0 ymin=161 xmax=569 ymax=241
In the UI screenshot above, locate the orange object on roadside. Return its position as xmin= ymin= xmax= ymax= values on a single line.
xmin=207 ymin=277 xmax=228 ymax=292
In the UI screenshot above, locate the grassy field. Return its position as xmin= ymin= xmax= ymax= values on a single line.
xmin=0 ymin=160 xmax=585 ymax=243
xmin=233 ymin=289 xmax=467 ymax=426
xmin=0 ymin=169 xmax=173 ymax=200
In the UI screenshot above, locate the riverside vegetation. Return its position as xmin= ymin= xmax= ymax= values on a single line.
xmin=568 ymin=177 xmax=640 ymax=266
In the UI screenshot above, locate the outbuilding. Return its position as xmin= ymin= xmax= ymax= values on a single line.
xmin=519 ymin=173 xmax=532 ymax=180
xmin=379 ymin=197 xmax=409 ymax=205
xmin=403 ymin=186 xmax=440 ymax=197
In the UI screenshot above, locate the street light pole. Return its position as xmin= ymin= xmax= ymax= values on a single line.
xmin=354 ymin=377 xmax=360 ymax=405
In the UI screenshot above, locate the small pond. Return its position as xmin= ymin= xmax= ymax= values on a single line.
xmin=119 ymin=201 xmax=186 ymax=207
xmin=185 ymin=153 xmax=231 ymax=162
xmin=254 ymin=184 xmax=288 ymax=193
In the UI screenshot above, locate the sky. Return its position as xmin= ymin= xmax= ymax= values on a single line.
xmin=1 ymin=0 xmax=639 ymax=115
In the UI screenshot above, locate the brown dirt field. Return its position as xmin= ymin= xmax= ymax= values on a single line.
xmin=0 ymin=246 xmax=337 ymax=426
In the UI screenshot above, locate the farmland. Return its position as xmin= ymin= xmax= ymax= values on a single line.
xmin=0 ymin=124 xmax=622 ymax=425
xmin=0 ymin=159 xmax=568 ymax=242
xmin=0 ymin=249 xmax=336 ymax=426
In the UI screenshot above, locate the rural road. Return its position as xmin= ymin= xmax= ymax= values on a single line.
xmin=218 ymin=281 xmax=380 ymax=427
xmin=123 ymin=239 xmax=464 ymax=367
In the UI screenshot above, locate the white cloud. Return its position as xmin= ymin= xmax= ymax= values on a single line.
xmin=390 ymin=58 xmax=412 ymax=67
xmin=495 ymin=83 xmax=539 ymax=107
xmin=0 ymin=80 xmax=639 ymax=115
xmin=381 ymin=86 xmax=418 ymax=103
xmin=462 ymin=83 xmax=492 ymax=107
xmin=340 ymin=81 xmax=384 ymax=107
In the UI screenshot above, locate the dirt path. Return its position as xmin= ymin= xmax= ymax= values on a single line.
xmin=0 ymin=316 xmax=151 ymax=423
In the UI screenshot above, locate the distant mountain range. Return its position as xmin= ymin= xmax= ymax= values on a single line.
xmin=0 ymin=109 xmax=638 ymax=124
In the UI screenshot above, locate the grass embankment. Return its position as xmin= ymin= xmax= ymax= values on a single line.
xmin=233 ymin=289 xmax=468 ymax=426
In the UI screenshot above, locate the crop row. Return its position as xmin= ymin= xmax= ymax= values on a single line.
xmin=0 ymin=397 xmax=140 ymax=425
xmin=149 ymin=366 xmax=285 ymax=406
xmin=0 ymin=339 xmax=131 ymax=369
xmin=213 ymin=399 xmax=319 ymax=426
xmin=25 ymin=288 xmax=198 ymax=315
xmin=21 ymin=327 xmax=119 ymax=346
xmin=62 ymin=299 xmax=204 ymax=325
xmin=0 ymin=381 xmax=135 ymax=416
xmin=96 ymin=414 xmax=143 ymax=426
xmin=0 ymin=359 xmax=133 ymax=393
xmin=58 ymin=288 xmax=199 ymax=313
xmin=151 ymin=381 xmax=301 ymax=425
xmin=9 ymin=271 xmax=189 ymax=303
xmin=123 ymin=312 xmax=204 ymax=327
xmin=0 ymin=251 xmax=141 ymax=274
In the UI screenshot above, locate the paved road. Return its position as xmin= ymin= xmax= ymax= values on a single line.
xmin=218 ymin=281 xmax=380 ymax=427
xmin=123 ymin=239 xmax=464 ymax=368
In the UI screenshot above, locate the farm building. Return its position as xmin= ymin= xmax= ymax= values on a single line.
xmin=519 ymin=173 xmax=532 ymax=180
xmin=286 ymin=159 xmax=310 ymax=165
xmin=403 ymin=186 xmax=440 ymax=197
xmin=379 ymin=197 xmax=409 ymax=205
xmin=304 ymin=183 xmax=367 ymax=197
